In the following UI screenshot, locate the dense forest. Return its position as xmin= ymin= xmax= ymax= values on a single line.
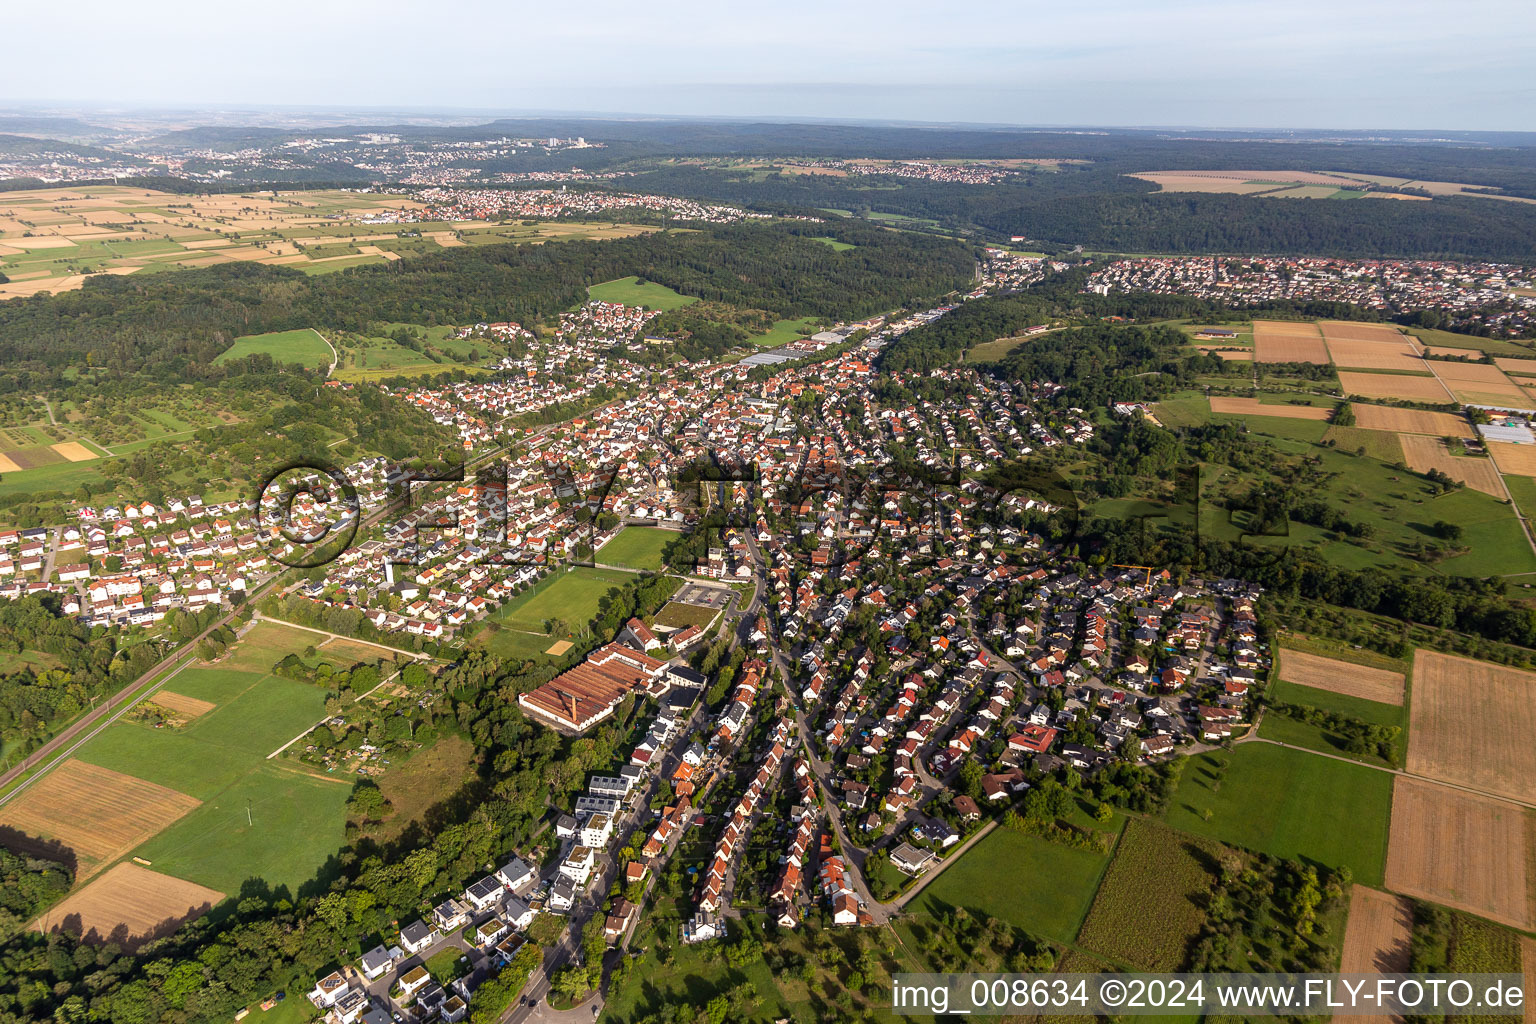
xmin=0 ymin=221 xmax=972 ymax=381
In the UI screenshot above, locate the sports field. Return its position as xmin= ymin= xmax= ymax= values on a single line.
xmin=488 ymin=567 xmax=634 ymax=635
xmin=748 ymin=317 xmax=822 ymax=347
xmin=1163 ymin=743 xmax=1393 ymax=885
xmin=595 ymin=526 xmax=676 ymax=570
xmin=213 ymin=329 xmax=334 ymax=370
xmin=586 ymin=276 xmax=698 ymax=311
xmin=910 ymin=825 xmax=1114 ymax=945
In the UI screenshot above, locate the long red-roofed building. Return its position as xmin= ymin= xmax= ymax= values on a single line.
xmin=518 ymin=642 xmax=669 ymax=731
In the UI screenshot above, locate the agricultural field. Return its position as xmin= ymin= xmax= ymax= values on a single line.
xmin=1322 ymin=425 xmax=1404 ymax=463
xmin=1339 ymin=886 xmax=1413 ymax=980
xmin=1407 ymin=327 xmax=1536 ymax=358
xmin=0 ymin=759 xmax=202 ymax=879
xmin=1196 ymin=431 xmax=1536 ymax=580
xmin=1384 ymin=777 xmax=1532 ymax=931
xmin=910 ymin=824 xmax=1115 ymax=945
xmin=1131 ymin=169 xmax=1533 ymax=204
xmin=1075 ymin=819 xmax=1219 ymax=971
xmin=1398 ymin=434 xmax=1504 ymax=496
xmin=0 ymin=620 xmax=395 ymax=939
xmin=1429 ymin=359 xmax=1534 ymax=407
xmin=1252 ymin=320 xmax=1330 ymax=364
xmin=1337 ymin=371 xmax=1453 ymax=402
xmin=1163 ymin=744 xmax=1393 ymax=885
xmin=1258 ymin=686 xmax=1407 ymax=769
xmin=586 ymin=276 xmax=698 ymax=311
xmin=1276 ymin=646 xmax=1405 ymax=705
xmin=212 ymin=329 xmax=334 ymax=371
xmin=1350 ymin=405 xmax=1469 ymax=435
xmin=0 ymin=186 xmax=658 ymax=297
xmin=35 ymin=863 xmax=223 ymax=948
xmin=1487 ymin=441 xmax=1536 ymax=476
xmin=1208 ymin=396 xmax=1331 ymax=420
xmin=1407 ymin=651 xmax=1536 ymax=805
xmin=594 ymin=526 xmax=677 ymax=570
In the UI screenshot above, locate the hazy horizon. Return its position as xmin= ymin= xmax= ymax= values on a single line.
xmin=4 ymin=0 xmax=1533 ymax=132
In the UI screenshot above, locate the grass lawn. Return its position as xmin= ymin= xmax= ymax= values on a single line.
xmin=651 ymin=601 xmax=721 ymax=632
xmin=0 ymin=458 xmax=107 ymax=500
xmin=594 ymin=526 xmax=676 ymax=570
xmin=910 ymin=826 xmax=1114 ymax=944
xmin=131 ymin=766 xmax=349 ymax=895
xmin=748 ymin=316 xmax=821 ymax=347
xmin=63 ymin=623 xmax=362 ymax=895
xmin=586 ymin=276 xmax=698 ymax=311
xmin=490 ymin=567 xmax=633 ymax=634
xmin=213 ymin=330 xmax=333 ymax=370
xmin=1163 ymin=743 xmax=1393 ymax=885
xmin=809 ymin=236 xmax=855 ymax=251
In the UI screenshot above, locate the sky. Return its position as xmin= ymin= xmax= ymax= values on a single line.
xmin=5 ymin=0 xmax=1534 ymax=130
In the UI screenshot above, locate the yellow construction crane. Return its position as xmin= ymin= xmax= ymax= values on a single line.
xmin=1113 ymin=564 xmax=1158 ymax=587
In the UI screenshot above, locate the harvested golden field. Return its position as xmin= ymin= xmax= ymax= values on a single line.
xmin=1398 ymin=435 xmax=1504 ymax=497
xmin=1277 ymin=646 xmax=1405 ymax=705
xmin=0 ymin=760 xmax=201 ymax=877
xmin=1431 ymin=361 xmax=1518 ymax=383
xmin=1340 ymin=885 xmax=1413 ymax=986
xmin=1338 ymin=372 xmax=1453 ymax=402
xmin=1254 ymin=319 xmax=1326 ymax=335
xmin=1408 ymin=651 xmax=1536 ymax=805
xmin=1254 ymin=332 xmax=1331 ymax=364
xmin=1324 ymin=339 xmax=1426 ymax=372
xmin=1208 ymin=397 xmax=1332 ymax=420
xmin=1350 ymin=405 xmax=1468 ymax=435
xmin=1129 ymin=172 xmax=1282 ymax=195
xmin=1384 ymin=778 xmax=1530 ymax=930
xmin=148 ymin=691 xmax=215 ymax=719
xmin=1493 ymin=357 xmax=1536 ymax=377
xmin=1489 ymin=441 xmax=1536 ymax=476
xmin=35 ymin=863 xmax=223 ymax=947
xmin=1446 ymin=383 xmax=1533 ymax=407
xmin=49 ymin=441 xmax=97 ymax=463
xmin=1320 ymin=322 xmax=1416 ymax=344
